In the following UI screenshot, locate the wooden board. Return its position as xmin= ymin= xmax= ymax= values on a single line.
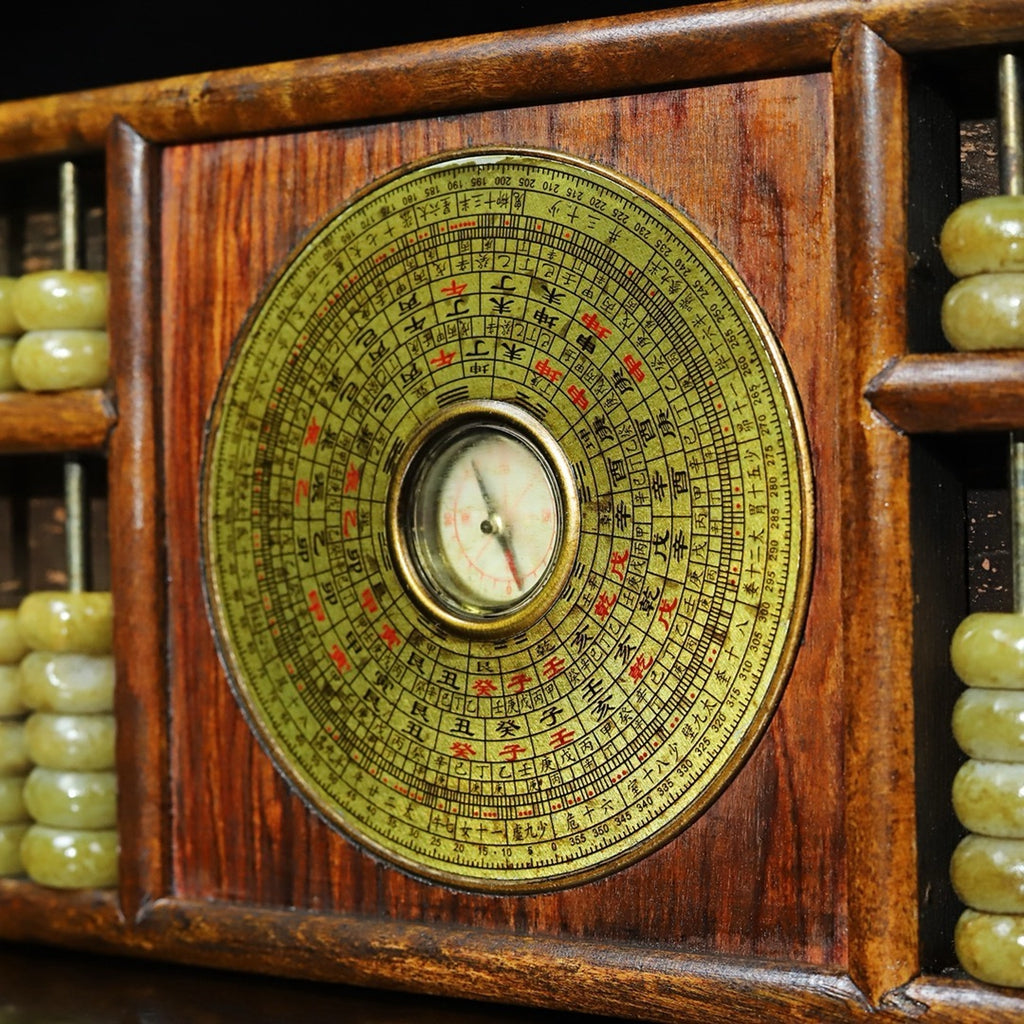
xmin=157 ymin=76 xmax=845 ymax=963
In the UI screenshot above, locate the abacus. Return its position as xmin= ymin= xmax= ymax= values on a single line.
xmin=3 ymin=3 xmax=1024 ymax=1022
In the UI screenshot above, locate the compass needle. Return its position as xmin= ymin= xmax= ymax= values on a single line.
xmin=471 ymin=458 xmax=526 ymax=591
xmin=202 ymin=149 xmax=812 ymax=892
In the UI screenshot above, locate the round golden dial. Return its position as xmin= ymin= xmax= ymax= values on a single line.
xmin=202 ymin=148 xmax=813 ymax=893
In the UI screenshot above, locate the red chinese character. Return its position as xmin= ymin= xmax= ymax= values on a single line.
xmin=473 ymin=678 xmax=498 ymax=697
xmin=580 ymin=311 xmax=612 ymax=340
xmin=380 ymin=624 xmax=401 ymax=650
xmin=360 ymin=588 xmax=379 ymax=615
xmin=657 ymin=597 xmax=678 ymax=631
xmin=609 ymin=549 xmax=630 ymax=581
xmin=549 ymin=728 xmax=575 ymax=749
xmin=329 ymin=644 xmax=350 ymax=673
xmin=344 ymin=462 xmax=360 ymax=494
xmin=430 ymin=348 xmax=457 ymax=367
xmin=499 ymin=743 xmax=528 ymax=762
xmin=623 ymin=354 xmax=645 ymax=382
xmin=304 ymin=417 xmax=321 ymax=446
xmin=307 ymin=589 xmax=325 ymax=622
xmin=534 ymin=358 xmax=563 ymax=383
xmin=441 ymin=279 xmax=468 ymax=297
xmin=629 ymin=653 xmax=653 ymax=682
xmin=567 ymin=384 xmax=589 ymax=410
xmin=594 ymin=592 xmax=617 ymax=620
xmin=507 ymin=673 xmax=531 ymax=694
xmin=542 ymin=656 xmax=566 ymax=679
xmin=294 ymin=478 xmax=309 ymax=506
xmin=450 ymin=741 xmax=477 ymax=759
xmin=343 ymin=509 xmax=358 ymax=537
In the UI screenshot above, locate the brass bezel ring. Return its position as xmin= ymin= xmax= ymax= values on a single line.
xmin=387 ymin=398 xmax=580 ymax=640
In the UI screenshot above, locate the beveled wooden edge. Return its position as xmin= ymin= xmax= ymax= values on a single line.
xmin=2 ymin=883 xmax=1021 ymax=1023
xmin=866 ymin=352 xmax=1024 ymax=433
xmin=0 ymin=389 xmax=114 ymax=452
xmin=833 ymin=25 xmax=920 ymax=1004
xmin=105 ymin=120 xmax=170 ymax=919
xmin=1 ymin=0 xmax=1024 ymax=163
xmin=0 ymin=888 xmax=1019 ymax=1024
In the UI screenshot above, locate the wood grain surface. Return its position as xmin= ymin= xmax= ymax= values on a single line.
xmin=157 ymin=76 xmax=844 ymax=964
xmin=1 ymin=0 xmax=1023 ymax=163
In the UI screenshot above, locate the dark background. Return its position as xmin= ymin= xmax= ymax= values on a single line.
xmin=1 ymin=3 xmax=683 ymax=103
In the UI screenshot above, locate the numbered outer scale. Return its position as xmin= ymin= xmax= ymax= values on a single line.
xmin=201 ymin=147 xmax=813 ymax=892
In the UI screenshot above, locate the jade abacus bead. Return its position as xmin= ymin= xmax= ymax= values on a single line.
xmin=18 ymin=651 xmax=114 ymax=713
xmin=942 ymin=273 xmax=1024 ymax=351
xmin=11 ymin=329 xmax=109 ymax=391
xmin=0 ymin=277 xmax=18 ymax=335
xmin=0 ymin=337 xmax=17 ymax=391
xmin=954 ymin=688 xmax=1024 ymax=761
xmin=954 ymin=759 xmax=1024 ymax=837
xmin=22 ymin=767 xmax=116 ymax=829
xmin=0 ymin=608 xmax=28 ymax=665
xmin=24 ymin=712 xmax=115 ymax=771
xmin=940 ymin=195 xmax=1024 ymax=277
xmin=20 ymin=823 xmax=117 ymax=888
xmin=952 ymin=834 xmax=1024 ymax=913
xmin=0 ymin=822 xmax=27 ymax=876
xmin=17 ymin=591 xmax=113 ymax=655
xmin=951 ymin=612 xmax=1024 ymax=689
xmin=0 ymin=665 xmax=26 ymax=719
xmin=956 ymin=909 xmax=1024 ymax=987
xmin=11 ymin=269 xmax=108 ymax=331
xmin=0 ymin=720 xmax=29 ymax=775
xmin=0 ymin=774 xmax=27 ymax=824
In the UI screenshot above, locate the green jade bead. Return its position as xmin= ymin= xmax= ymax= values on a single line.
xmin=23 ymin=767 xmax=116 ymax=829
xmin=0 ymin=609 xmax=28 ymax=665
xmin=0 ymin=277 xmax=19 ymax=335
xmin=20 ymin=824 xmax=117 ymax=889
xmin=952 ymin=613 xmax=1024 ymax=688
xmin=0 ymin=337 xmax=17 ymax=391
xmin=0 ymin=665 xmax=26 ymax=718
xmin=954 ymin=759 xmax=1024 ymax=837
xmin=0 ymin=774 xmax=27 ymax=824
xmin=0 ymin=720 xmax=29 ymax=775
xmin=954 ymin=688 xmax=1024 ymax=761
xmin=19 ymin=651 xmax=114 ymax=713
xmin=24 ymin=712 xmax=115 ymax=771
xmin=942 ymin=273 xmax=1024 ymax=351
xmin=12 ymin=329 xmax=109 ymax=391
xmin=952 ymin=834 xmax=1024 ymax=914
xmin=940 ymin=195 xmax=1024 ymax=277
xmin=17 ymin=591 xmax=113 ymax=655
xmin=0 ymin=822 xmax=28 ymax=876
xmin=11 ymin=270 xmax=108 ymax=331
xmin=956 ymin=909 xmax=1024 ymax=988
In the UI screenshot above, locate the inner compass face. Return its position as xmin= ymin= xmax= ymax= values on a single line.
xmin=201 ymin=147 xmax=813 ymax=893
xmin=388 ymin=399 xmax=580 ymax=638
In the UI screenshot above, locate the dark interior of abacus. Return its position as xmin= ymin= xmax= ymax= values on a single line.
xmin=4 ymin=6 xmax=1024 ymax=1023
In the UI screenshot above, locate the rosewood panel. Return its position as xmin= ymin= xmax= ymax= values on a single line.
xmin=158 ymin=77 xmax=844 ymax=964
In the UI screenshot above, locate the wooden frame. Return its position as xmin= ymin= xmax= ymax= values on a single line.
xmin=2 ymin=3 xmax=1024 ymax=1021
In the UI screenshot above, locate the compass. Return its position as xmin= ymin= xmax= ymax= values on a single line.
xmin=388 ymin=398 xmax=579 ymax=638
xmin=200 ymin=147 xmax=813 ymax=893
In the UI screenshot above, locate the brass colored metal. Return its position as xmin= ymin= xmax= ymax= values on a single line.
xmin=201 ymin=148 xmax=813 ymax=892
xmin=387 ymin=399 xmax=580 ymax=639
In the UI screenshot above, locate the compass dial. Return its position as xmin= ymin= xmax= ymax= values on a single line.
xmin=201 ymin=148 xmax=813 ymax=893
xmin=389 ymin=399 xmax=579 ymax=637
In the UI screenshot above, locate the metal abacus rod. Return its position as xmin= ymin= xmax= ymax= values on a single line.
xmin=1002 ymin=54 xmax=1024 ymax=622
xmin=60 ymin=160 xmax=89 ymax=596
